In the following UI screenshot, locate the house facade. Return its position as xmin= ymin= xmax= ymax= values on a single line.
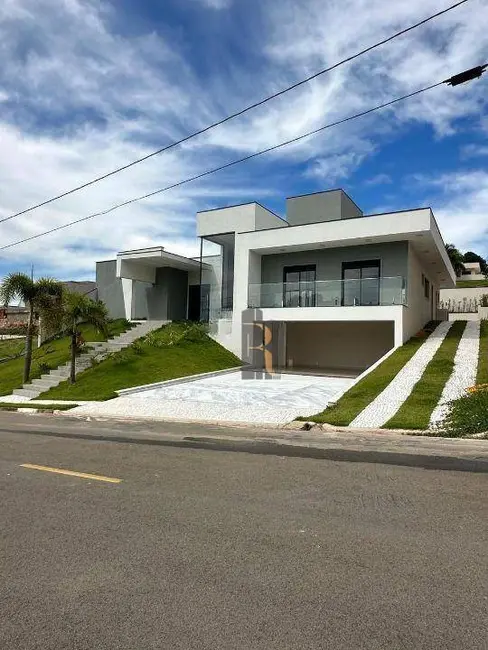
xmin=96 ymin=189 xmax=456 ymax=375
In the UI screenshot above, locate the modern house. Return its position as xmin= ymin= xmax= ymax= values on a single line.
xmin=459 ymin=261 xmax=485 ymax=282
xmin=96 ymin=189 xmax=456 ymax=376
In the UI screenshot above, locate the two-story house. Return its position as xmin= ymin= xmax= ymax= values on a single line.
xmin=96 ymin=188 xmax=456 ymax=376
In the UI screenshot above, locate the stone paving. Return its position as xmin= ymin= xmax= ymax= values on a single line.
xmin=68 ymin=371 xmax=354 ymax=425
xmin=429 ymin=320 xmax=480 ymax=427
xmin=350 ymin=321 xmax=453 ymax=428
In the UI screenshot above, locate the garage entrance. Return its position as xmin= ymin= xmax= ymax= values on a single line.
xmin=282 ymin=321 xmax=395 ymax=376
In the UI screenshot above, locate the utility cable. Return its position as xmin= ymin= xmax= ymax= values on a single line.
xmin=0 ymin=0 xmax=471 ymax=225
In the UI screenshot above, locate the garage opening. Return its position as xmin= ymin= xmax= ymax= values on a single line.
xmin=282 ymin=321 xmax=395 ymax=377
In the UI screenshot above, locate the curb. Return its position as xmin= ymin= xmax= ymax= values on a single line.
xmin=116 ymin=365 xmax=247 ymax=396
xmin=4 ymin=413 xmax=487 ymax=473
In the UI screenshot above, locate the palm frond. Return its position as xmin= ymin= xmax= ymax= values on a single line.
xmin=0 ymin=273 xmax=35 ymax=306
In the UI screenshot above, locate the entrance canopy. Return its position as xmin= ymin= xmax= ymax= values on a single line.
xmin=116 ymin=247 xmax=207 ymax=283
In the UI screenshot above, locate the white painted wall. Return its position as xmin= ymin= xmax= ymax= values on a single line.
xmin=117 ymin=260 xmax=156 ymax=283
xmin=403 ymin=244 xmax=438 ymax=341
xmin=121 ymin=278 xmax=133 ymax=320
xmin=440 ymin=286 xmax=488 ymax=302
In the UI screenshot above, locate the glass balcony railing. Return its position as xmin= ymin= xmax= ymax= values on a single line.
xmin=248 ymin=276 xmax=407 ymax=308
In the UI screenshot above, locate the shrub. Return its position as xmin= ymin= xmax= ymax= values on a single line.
xmin=37 ymin=361 xmax=51 ymax=375
xmin=479 ymin=294 xmax=488 ymax=308
xmin=437 ymin=389 xmax=488 ymax=437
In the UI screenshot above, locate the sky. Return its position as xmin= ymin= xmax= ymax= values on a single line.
xmin=0 ymin=0 xmax=487 ymax=281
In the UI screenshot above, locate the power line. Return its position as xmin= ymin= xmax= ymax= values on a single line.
xmin=0 ymin=0 xmax=471 ymax=226
xmin=4 ymin=66 xmax=485 ymax=253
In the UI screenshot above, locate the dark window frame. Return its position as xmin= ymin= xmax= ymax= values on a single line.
xmin=341 ymin=259 xmax=381 ymax=306
xmin=283 ymin=264 xmax=317 ymax=307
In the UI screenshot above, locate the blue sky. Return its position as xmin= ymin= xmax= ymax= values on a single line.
xmin=0 ymin=0 xmax=487 ymax=280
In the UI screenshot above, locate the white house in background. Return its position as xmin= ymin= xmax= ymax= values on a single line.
xmin=460 ymin=261 xmax=485 ymax=282
xmin=96 ymin=188 xmax=456 ymax=376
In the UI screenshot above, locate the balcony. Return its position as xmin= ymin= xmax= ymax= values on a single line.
xmin=248 ymin=276 xmax=407 ymax=308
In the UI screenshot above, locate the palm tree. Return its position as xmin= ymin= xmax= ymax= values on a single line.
xmin=0 ymin=273 xmax=63 ymax=383
xmin=59 ymin=292 xmax=109 ymax=384
xmin=445 ymin=244 xmax=466 ymax=277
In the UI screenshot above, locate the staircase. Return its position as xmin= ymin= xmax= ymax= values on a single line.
xmin=13 ymin=320 xmax=168 ymax=400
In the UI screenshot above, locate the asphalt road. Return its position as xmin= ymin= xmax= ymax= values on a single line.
xmin=1 ymin=420 xmax=487 ymax=649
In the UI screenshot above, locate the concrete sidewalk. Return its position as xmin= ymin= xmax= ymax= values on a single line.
xmin=1 ymin=411 xmax=487 ymax=473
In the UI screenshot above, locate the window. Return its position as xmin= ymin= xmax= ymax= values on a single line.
xmin=424 ymin=276 xmax=430 ymax=299
xmin=342 ymin=260 xmax=380 ymax=306
xmin=283 ymin=265 xmax=316 ymax=307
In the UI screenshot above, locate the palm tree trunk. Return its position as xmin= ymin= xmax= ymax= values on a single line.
xmin=23 ymin=304 xmax=34 ymax=384
xmin=70 ymin=322 xmax=77 ymax=384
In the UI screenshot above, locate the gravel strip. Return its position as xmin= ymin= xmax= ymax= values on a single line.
xmin=429 ymin=320 xmax=480 ymax=427
xmin=350 ymin=321 xmax=453 ymax=428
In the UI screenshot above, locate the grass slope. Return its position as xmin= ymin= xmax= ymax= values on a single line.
xmin=384 ymin=320 xmax=466 ymax=430
xmin=0 ymin=338 xmax=26 ymax=359
xmin=456 ymin=279 xmax=488 ymax=288
xmin=0 ymin=319 xmax=130 ymax=397
xmin=40 ymin=322 xmax=242 ymax=401
xmin=303 ymin=324 xmax=439 ymax=426
xmin=477 ymin=319 xmax=488 ymax=385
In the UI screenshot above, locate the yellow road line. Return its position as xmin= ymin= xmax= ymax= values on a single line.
xmin=20 ymin=463 xmax=122 ymax=484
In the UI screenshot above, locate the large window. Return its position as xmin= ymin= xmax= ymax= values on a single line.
xmin=342 ymin=260 xmax=380 ymax=306
xmin=283 ymin=265 xmax=316 ymax=307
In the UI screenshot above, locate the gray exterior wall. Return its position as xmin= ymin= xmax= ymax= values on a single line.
xmin=96 ymin=261 xmax=126 ymax=319
xmin=97 ymin=261 xmax=189 ymax=320
xmin=260 ymin=242 xmax=408 ymax=284
xmin=286 ymin=321 xmax=394 ymax=372
xmin=286 ymin=190 xmax=362 ymax=226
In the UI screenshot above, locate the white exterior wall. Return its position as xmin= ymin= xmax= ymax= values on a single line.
xmin=440 ymin=286 xmax=488 ymax=302
xmin=402 ymin=244 xmax=438 ymax=341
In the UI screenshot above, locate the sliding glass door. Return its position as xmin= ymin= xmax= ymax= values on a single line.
xmin=283 ymin=265 xmax=316 ymax=307
xmin=342 ymin=260 xmax=380 ymax=306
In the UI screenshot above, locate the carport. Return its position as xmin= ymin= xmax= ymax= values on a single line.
xmin=265 ymin=321 xmax=395 ymax=376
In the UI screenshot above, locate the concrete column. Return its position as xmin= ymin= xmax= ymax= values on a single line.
xmin=121 ymin=278 xmax=133 ymax=320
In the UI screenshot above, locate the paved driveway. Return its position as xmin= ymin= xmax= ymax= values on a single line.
xmin=69 ymin=370 xmax=354 ymax=425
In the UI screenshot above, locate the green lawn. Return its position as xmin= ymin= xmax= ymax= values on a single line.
xmin=384 ymin=320 xmax=466 ymax=430
xmin=0 ymin=338 xmax=26 ymax=360
xmin=456 ymin=279 xmax=488 ymax=288
xmin=477 ymin=319 xmax=488 ymax=384
xmin=0 ymin=319 xmax=131 ymax=397
xmin=40 ymin=322 xmax=242 ymax=401
xmin=302 ymin=324 xmax=439 ymax=426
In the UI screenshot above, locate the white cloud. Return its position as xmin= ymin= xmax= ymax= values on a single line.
xmin=364 ymin=173 xmax=392 ymax=186
xmin=461 ymin=144 xmax=488 ymax=158
xmin=0 ymin=0 xmax=487 ymax=279
xmin=414 ymin=169 xmax=488 ymax=257
xmin=193 ymin=0 xmax=232 ymax=8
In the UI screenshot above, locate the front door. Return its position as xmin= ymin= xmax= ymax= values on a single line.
xmin=342 ymin=260 xmax=380 ymax=306
xmin=188 ymin=284 xmax=210 ymax=322
xmin=283 ymin=265 xmax=316 ymax=307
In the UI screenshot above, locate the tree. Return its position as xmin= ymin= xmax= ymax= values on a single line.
xmin=0 ymin=273 xmax=63 ymax=383
xmin=57 ymin=292 xmax=109 ymax=384
xmin=463 ymin=251 xmax=488 ymax=276
xmin=445 ymin=244 xmax=466 ymax=277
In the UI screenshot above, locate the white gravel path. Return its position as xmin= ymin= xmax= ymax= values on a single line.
xmin=350 ymin=321 xmax=453 ymax=428
xmin=67 ymin=372 xmax=354 ymax=425
xmin=429 ymin=320 xmax=480 ymax=428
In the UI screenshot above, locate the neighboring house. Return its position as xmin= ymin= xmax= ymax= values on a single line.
xmin=96 ymin=188 xmax=455 ymax=376
xmin=460 ymin=261 xmax=485 ymax=281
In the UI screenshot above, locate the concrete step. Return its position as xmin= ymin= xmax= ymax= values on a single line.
xmin=29 ymin=379 xmax=61 ymax=390
xmin=13 ymin=388 xmax=41 ymax=399
xmin=49 ymin=368 xmax=70 ymax=377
